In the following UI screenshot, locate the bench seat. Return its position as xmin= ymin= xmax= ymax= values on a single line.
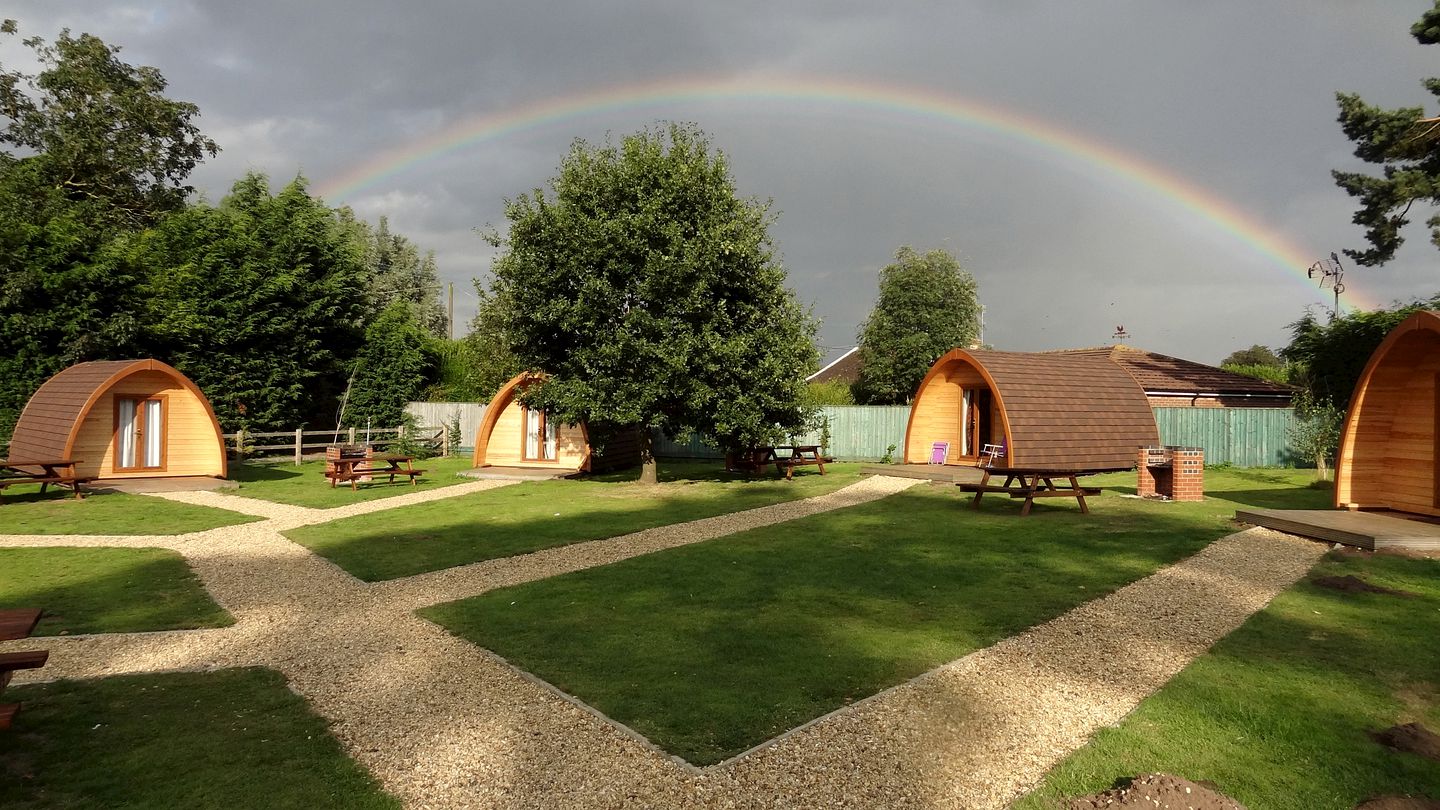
xmin=0 ymin=609 xmax=42 ymax=642
xmin=0 ymin=702 xmax=18 ymax=730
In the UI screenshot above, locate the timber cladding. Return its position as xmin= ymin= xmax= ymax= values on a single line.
xmin=471 ymin=372 xmax=642 ymax=473
xmin=1336 ymin=310 xmax=1440 ymax=516
xmin=7 ymin=359 xmax=227 ymax=479
xmin=904 ymin=349 xmax=1159 ymax=471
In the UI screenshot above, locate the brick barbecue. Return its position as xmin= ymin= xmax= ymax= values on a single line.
xmin=1137 ymin=446 xmax=1204 ymax=502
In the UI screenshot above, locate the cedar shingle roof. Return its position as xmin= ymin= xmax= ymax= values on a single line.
xmin=966 ymin=349 xmax=1160 ymax=470
xmin=1051 ymin=346 xmax=1292 ymax=398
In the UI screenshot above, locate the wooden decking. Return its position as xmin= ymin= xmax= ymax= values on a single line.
xmin=859 ymin=464 xmax=986 ymax=484
xmin=1235 ymin=508 xmax=1440 ymax=552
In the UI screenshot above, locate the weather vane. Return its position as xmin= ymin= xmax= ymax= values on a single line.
xmin=1111 ymin=324 xmax=1130 ymax=341
xmin=1307 ymin=252 xmax=1345 ymax=320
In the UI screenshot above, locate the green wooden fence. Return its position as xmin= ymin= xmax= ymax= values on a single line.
xmin=651 ymin=406 xmax=1301 ymax=467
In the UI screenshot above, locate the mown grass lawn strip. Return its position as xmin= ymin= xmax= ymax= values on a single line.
xmin=1014 ymin=550 xmax=1440 ymax=810
xmin=0 ymin=485 xmax=259 ymax=536
xmin=287 ymin=461 xmax=863 ymax=581
xmin=0 ymin=546 xmax=233 ymax=635
xmin=0 ymin=668 xmax=399 ymax=809
xmin=424 ymin=468 xmax=1330 ymax=765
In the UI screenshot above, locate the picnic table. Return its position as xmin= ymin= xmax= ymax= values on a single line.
xmin=322 ymin=452 xmax=425 ymax=491
xmin=0 ymin=608 xmax=48 ymax=730
xmin=956 ymin=466 xmax=1102 ymax=516
xmin=726 ymin=445 xmax=834 ymax=480
xmin=0 ymin=458 xmax=91 ymax=504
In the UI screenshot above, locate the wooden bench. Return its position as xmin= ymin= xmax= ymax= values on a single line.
xmin=772 ymin=445 xmax=834 ymax=481
xmin=958 ymin=467 xmax=1103 ymax=516
xmin=0 ymin=609 xmax=42 ymax=641
xmin=322 ymin=448 xmax=424 ymax=491
xmin=0 ymin=457 xmax=93 ymax=504
xmin=0 ymin=609 xmax=49 ymax=731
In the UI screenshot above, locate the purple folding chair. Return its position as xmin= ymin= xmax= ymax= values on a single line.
xmin=929 ymin=441 xmax=949 ymax=465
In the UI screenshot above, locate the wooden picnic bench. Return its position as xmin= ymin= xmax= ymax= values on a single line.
xmin=771 ymin=445 xmax=834 ymax=480
xmin=0 ymin=608 xmax=48 ymax=731
xmin=957 ymin=466 xmax=1102 ymax=516
xmin=0 ymin=458 xmax=92 ymax=504
xmin=726 ymin=446 xmax=836 ymax=480
xmin=322 ymin=449 xmax=425 ymax=491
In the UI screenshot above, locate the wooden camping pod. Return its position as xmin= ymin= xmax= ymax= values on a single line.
xmin=472 ymin=372 xmax=641 ymax=473
xmin=1335 ymin=310 xmax=1440 ymax=515
xmin=7 ymin=360 xmax=227 ymax=479
xmin=903 ymin=349 xmax=1159 ymax=470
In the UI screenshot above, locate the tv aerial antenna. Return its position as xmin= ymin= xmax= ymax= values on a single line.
xmin=1307 ymin=252 xmax=1345 ymax=321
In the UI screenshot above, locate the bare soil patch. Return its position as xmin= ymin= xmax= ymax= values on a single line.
xmin=1312 ymin=574 xmax=1417 ymax=597
xmin=1066 ymin=774 xmax=1245 ymax=809
xmin=1371 ymin=722 xmax=1440 ymax=762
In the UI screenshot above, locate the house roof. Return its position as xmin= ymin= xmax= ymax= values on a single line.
xmin=1049 ymin=346 xmax=1292 ymax=398
xmin=807 ymin=346 xmax=861 ymax=384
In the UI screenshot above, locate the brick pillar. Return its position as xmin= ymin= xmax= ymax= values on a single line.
xmin=1136 ymin=447 xmax=1158 ymax=498
xmin=1169 ymin=446 xmax=1204 ymax=502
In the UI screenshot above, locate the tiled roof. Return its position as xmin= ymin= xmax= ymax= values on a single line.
xmin=807 ymin=347 xmax=861 ymax=384
xmin=1050 ymin=346 xmax=1293 ymax=397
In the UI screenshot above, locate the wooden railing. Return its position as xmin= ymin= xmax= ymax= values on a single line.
xmin=221 ymin=426 xmax=447 ymax=464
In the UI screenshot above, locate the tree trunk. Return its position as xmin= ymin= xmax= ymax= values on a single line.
xmin=639 ymin=430 xmax=657 ymax=484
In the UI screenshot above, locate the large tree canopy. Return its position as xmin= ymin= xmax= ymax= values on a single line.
xmin=1332 ymin=1 xmax=1440 ymax=266
xmin=131 ymin=173 xmax=370 ymax=431
xmin=854 ymin=246 xmax=981 ymax=405
xmin=0 ymin=21 xmax=218 ymax=439
xmin=0 ymin=22 xmax=218 ymax=230
xmin=487 ymin=123 xmax=818 ymax=481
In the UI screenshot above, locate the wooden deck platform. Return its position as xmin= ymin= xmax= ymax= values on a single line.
xmin=859 ymin=464 xmax=986 ymax=484
xmin=1235 ymin=508 xmax=1440 ymax=552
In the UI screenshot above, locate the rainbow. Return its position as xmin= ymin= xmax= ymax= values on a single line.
xmin=316 ymin=75 xmax=1376 ymax=311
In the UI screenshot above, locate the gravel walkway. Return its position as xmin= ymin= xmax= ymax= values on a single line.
xmin=0 ymin=478 xmax=1325 ymax=809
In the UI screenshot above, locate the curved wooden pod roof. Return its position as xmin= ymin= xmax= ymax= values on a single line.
xmin=1335 ymin=310 xmax=1440 ymax=512
xmin=472 ymin=372 xmax=595 ymax=471
xmin=905 ymin=349 xmax=1158 ymax=471
xmin=8 ymin=359 xmax=227 ymax=476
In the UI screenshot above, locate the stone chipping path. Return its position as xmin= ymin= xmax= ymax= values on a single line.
xmin=0 ymin=477 xmax=1325 ymax=809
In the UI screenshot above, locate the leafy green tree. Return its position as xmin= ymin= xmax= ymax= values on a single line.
xmin=132 ymin=173 xmax=370 ymax=430
xmin=345 ymin=213 xmax=448 ymax=337
xmin=0 ymin=22 xmax=218 ymax=229
xmin=1221 ymin=344 xmax=1281 ymax=367
xmin=345 ymin=301 xmax=432 ymax=427
xmin=1332 ymin=1 xmax=1440 ymax=265
xmin=1287 ymin=390 xmax=1344 ymax=480
xmin=802 ymin=379 xmax=856 ymax=407
xmin=854 ymin=246 xmax=981 ymax=405
xmin=486 ymin=123 xmax=818 ymax=482
xmin=1281 ymin=293 xmax=1440 ymax=410
xmin=0 ymin=22 xmax=216 ymax=440
xmin=1219 ymin=363 xmax=1291 ymax=385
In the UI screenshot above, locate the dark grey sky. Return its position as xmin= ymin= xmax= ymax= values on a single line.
xmin=6 ymin=1 xmax=1437 ymax=364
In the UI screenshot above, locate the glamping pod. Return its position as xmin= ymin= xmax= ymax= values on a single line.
xmin=8 ymin=360 xmax=227 ymax=480
xmin=472 ymin=372 xmax=641 ymax=473
xmin=1335 ymin=310 xmax=1440 ymax=515
xmin=903 ymin=349 xmax=1158 ymax=470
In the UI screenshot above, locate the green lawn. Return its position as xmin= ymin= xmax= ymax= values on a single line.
xmin=0 ymin=547 xmax=232 ymax=635
xmin=0 ymin=486 xmax=259 ymax=535
xmin=285 ymin=461 xmax=864 ymax=581
xmin=228 ymin=455 xmax=477 ymax=508
xmin=0 ymin=668 xmax=399 ymax=809
xmin=1015 ymin=551 xmax=1440 ymax=810
xmin=422 ymin=468 xmax=1330 ymax=765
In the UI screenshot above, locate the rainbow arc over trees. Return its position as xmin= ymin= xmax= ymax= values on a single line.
xmin=315 ymin=76 xmax=1375 ymax=311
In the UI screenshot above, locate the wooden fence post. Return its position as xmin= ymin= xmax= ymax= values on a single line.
xmin=236 ymin=428 xmax=245 ymax=457
xmin=442 ymin=428 xmax=451 ymax=457
xmin=294 ymin=428 xmax=303 ymax=465
xmin=348 ymin=427 xmax=356 ymax=445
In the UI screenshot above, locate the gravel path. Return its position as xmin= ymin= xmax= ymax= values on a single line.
xmin=0 ymin=478 xmax=1325 ymax=810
